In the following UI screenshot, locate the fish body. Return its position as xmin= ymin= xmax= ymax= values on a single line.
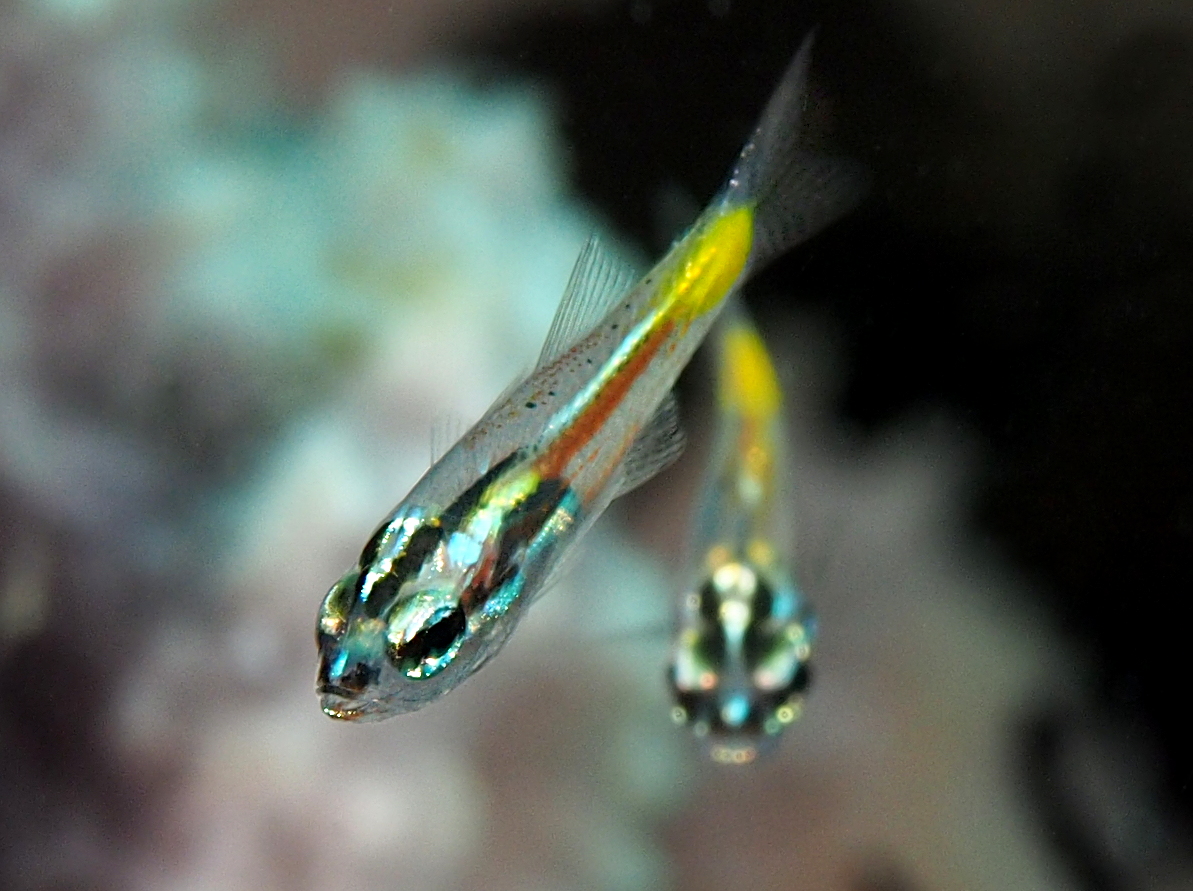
xmin=668 ymin=301 xmax=815 ymax=764
xmin=316 ymin=35 xmax=858 ymax=720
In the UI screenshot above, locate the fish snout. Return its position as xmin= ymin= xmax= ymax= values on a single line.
xmin=316 ymin=638 xmax=382 ymax=718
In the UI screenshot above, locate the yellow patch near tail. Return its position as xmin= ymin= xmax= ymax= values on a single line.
xmin=657 ymin=203 xmax=754 ymax=323
xmin=719 ymin=322 xmax=782 ymax=421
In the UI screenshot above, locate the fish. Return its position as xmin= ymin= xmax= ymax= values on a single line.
xmin=315 ymin=33 xmax=861 ymax=720
xmin=668 ymin=299 xmax=815 ymax=764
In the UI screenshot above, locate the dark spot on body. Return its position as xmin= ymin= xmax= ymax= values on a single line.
xmin=490 ymin=478 xmax=568 ymax=585
xmin=364 ymin=571 xmax=402 ymax=611
xmin=395 ymin=607 xmax=466 ymax=671
xmin=441 ymin=450 xmax=522 ymax=529
xmin=526 ymin=401 xmax=537 ymax=409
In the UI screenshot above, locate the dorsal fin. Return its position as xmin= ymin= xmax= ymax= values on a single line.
xmin=429 ymin=414 xmax=468 ymax=464
xmin=614 ymin=391 xmax=686 ymax=498
xmin=536 ymin=235 xmax=640 ymax=369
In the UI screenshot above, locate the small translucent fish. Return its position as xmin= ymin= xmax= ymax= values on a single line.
xmin=668 ymin=299 xmax=815 ymax=764
xmin=316 ymin=34 xmax=859 ymax=720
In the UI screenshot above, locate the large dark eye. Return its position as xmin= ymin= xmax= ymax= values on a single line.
xmin=317 ymin=572 xmax=359 ymax=641
xmin=359 ymin=524 xmax=390 ymax=569
xmin=396 ymin=607 xmax=466 ymax=672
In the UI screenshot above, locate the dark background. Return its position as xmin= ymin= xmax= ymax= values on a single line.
xmin=477 ymin=0 xmax=1193 ymax=864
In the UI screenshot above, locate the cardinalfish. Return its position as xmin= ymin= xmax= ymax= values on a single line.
xmin=668 ymin=300 xmax=815 ymax=764
xmin=316 ymin=34 xmax=860 ymax=720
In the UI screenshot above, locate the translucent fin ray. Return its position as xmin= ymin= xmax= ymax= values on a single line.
xmin=614 ymin=391 xmax=686 ymax=498
xmin=536 ymin=235 xmax=640 ymax=369
xmin=749 ymin=152 xmax=867 ymax=270
xmin=727 ymin=32 xmax=869 ymax=273
xmin=429 ymin=414 xmax=468 ymax=464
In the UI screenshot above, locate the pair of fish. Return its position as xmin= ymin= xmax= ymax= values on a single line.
xmin=315 ymin=34 xmax=857 ymax=756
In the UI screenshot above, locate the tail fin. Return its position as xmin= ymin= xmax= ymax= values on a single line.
xmin=726 ymin=33 xmax=868 ymax=274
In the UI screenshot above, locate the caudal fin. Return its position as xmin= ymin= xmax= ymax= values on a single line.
xmin=726 ymin=33 xmax=868 ymax=274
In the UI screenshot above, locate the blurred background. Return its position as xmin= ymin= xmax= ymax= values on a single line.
xmin=2 ymin=0 xmax=1192 ymax=889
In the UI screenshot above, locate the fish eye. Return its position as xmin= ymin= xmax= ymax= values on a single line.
xmin=359 ymin=523 xmax=391 ymax=570
xmin=317 ymin=571 xmax=358 ymax=642
xmin=391 ymin=606 xmax=466 ymax=677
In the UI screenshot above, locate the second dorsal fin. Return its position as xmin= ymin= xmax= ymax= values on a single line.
xmin=536 ymin=235 xmax=640 ymax=369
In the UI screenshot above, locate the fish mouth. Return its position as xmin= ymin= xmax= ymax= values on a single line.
xmin=322 ymin=691 xmax=381 ymax=725
xmin=317 ymin=684 xmax=377 ymax=721
xmin=317 ymin=684 xmax=423 ymax=722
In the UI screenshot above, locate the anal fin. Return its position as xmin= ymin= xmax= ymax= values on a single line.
xmin=614 ymin=391 xmax=686 ymax=498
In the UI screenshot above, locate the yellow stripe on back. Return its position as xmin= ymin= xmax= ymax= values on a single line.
xmin=719 ymin=321 xmax=781 ymax=421
xmin=656 ymin=203 xmax=754 ymax=323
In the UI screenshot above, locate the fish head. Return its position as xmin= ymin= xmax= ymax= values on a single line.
xmin=315 ymin=454 xmax=576 ymax=720
xmin=668 ymin=559 xmax=814 ymax=763
xmin=314 ymin=515 xmax=510 ymax=715
xmin=316 ymin=567 xmax=514 ymax=720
